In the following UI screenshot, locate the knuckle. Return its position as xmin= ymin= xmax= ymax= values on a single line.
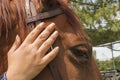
xmin=21 ymin=43 xmax=28 ymax=48
xmin=50 ymin=33 xmax=57 ymax=40
xmin=20 ymin=44 xmax=31 ymax=52
xmin=49 ymin=37 xmax=55 ymax=43
xmin=42 ymin=42 xmax=51 ymax=49
xmin=43 ymin=41 xmax=49 ymax=46
xmin=39 ymin=34 xmax=47 ymax=40
xmin=44 ymin=30 xmax=51 ymax=36
xmin=45 ymin=27 xmax=54 ymax=34
xmin=30 ymin=31 xmax=36 ymax=36
xmin=30 ymin=44 xmax=37 ymax=51
xmin=43 ymin=39 xmax=54 ymax=47
xmin=36 ymin=26 xmax=41 ymax=31
xmin=49 ymin=38 xmax=54 ymax=43
xmin=47 ymin=28 xmax=53 ymax=33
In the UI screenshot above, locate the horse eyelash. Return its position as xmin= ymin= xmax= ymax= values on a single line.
xmin=70 ymin=48 xmax=89 ymax=59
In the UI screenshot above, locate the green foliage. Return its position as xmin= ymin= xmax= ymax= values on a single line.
xmin=70 ymin=0 xmax=120 ymax=45
xmin=96 ymin=59 xmax=113 ymax=71
xmin=96 ymin=56 xmax=120 ymax=71
xmin=85 ymin=29 xmax=120 ymax=46
xmin=114 ymin=56 xmax=120 ymax=69
xmin=70 ymin=0 xmax=120 ymax=31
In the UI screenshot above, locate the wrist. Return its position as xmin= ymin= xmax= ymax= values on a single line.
xmin=6 ymin=71 xmax=27 ymax=80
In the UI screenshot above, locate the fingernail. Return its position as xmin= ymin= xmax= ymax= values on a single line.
xmin=38 ymin=22 xmax=45 ymax=26
xmin=49 ymin=23 xmax=55 ymax=28
xmin=55 ymin=46 xmax=59 ymax=51
xmin=54 ymin=31 xmax=59 ymax=35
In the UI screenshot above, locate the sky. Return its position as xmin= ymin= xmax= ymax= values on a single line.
xmin=93 ymin=43 xmax=120 ymax=61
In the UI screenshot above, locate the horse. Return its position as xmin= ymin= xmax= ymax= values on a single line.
xmin=0 ymin=0 xmax=102 ymax=80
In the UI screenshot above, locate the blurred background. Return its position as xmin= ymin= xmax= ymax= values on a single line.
xmin=69 ymin=0 xmax=120 ymax=80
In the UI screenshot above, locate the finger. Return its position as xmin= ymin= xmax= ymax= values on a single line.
xmin=38 ymin=31 xmax=59 ymax=57
xmin=23 ymin=22 xmax=45 ymax=44
xmin=8 ymin=35 xmax=21 ymax=54
xmin=41 ymin=47 xmax=59 ymax=65
xmin=33 ymin=23 xmax=55 ymax=48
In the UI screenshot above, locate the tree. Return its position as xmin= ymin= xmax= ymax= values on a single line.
xmin=114 ymin=56 xmax=120 ymax=69
xmin=95 ymin=56 xmax=120 ymax=71
xmin=70 ymin=0 xmax=120 ymax=46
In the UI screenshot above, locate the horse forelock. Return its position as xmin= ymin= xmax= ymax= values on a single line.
xmin=0 ymin=0 xmax=11 ymax=37
xmin=0 ymin=0 xmax=26 ymax=39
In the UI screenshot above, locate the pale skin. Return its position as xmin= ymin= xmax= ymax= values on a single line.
xmin=6 ymin=22 xmax=59 ymax=80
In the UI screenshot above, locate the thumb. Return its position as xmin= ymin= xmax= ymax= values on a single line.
xmin=8 ymin=35 xmax=21 ymax=54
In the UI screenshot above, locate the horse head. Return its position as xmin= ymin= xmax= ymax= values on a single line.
xmin=0 ymin=0 xmax=102 ymax=80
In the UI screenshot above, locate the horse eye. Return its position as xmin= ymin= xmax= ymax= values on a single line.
xmin=70 ymin=48 xmax=89 ymax=59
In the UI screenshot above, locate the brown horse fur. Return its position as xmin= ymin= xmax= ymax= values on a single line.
xmin=0 ymin=0 xmax=102 ymax=80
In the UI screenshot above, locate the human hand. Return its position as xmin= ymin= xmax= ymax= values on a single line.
xmin=6 ymin=22 xmax=59 ymax=80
